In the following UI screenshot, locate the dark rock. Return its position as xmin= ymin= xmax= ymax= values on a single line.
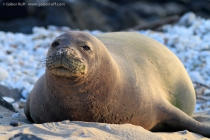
xmin=10 ymin=120 xmax=21 ymax=127
xmin=129 ymin=1 xmax=186 ymax=21
xmin=0 ymin=114 xmax=3 ymax=118
xmin=109 ymin=0 xmax=138 ymax=5
xmin=130 ymin=1 xmax=167 ymax=19
xmin=163 ymin=2 xmax=186 ymax=15
xmin=67 ymin=0 xmax=142 ymax=31
xmin=189 ymin=0 xmax=210 ymax=18
xmin=66 ymin=0 xmax=116 ymax=31
xmin=116 ymin=7 xmax=142 ymax=30
xmin=0 ymin=17 xmax=44 ymax=34
xmin=0 ymin=0 xmax=210 ymax=33
xmin=0 ymin=96 xmax=16 ymax=112
xmin=45 ymin=6 xmax=77 ymax=28
xmin=0 ymin=85 xmax=21 ymax=101
xmin=0 ymin=0 xmax=28 ymax=20
xmin=9 ymin=133 xmax=44 ymax=140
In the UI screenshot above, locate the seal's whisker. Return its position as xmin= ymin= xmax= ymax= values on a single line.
xmin=38 ymin=59 xmax=48 ymax=69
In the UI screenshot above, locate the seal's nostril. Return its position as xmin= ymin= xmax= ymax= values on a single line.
xmin=51 ymin=41 xmax=60 ymax=48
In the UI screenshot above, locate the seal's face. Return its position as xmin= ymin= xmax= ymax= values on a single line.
xmin=46 ymin=32 xmax=95 ymax=78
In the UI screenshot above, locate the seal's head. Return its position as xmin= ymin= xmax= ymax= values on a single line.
xmin=46 ymin=31 xmax=107 ymax=79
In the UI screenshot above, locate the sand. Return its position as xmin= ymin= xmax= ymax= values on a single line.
xmin=0 ymin=106 xmax=209 ymax=140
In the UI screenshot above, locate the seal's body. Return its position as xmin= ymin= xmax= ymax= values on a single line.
xmin=25 ymin=32 xmax=210 ymax=137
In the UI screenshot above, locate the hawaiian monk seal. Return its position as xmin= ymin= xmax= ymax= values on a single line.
xmin=24 ymin=31 xmax=210 ymax=137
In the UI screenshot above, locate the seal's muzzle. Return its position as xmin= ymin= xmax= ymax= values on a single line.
xmin=46 ymin=48 xmax=86 ymax=77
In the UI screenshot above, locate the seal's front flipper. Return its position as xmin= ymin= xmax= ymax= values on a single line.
xmin=24 ymin=96 xmax=34 ymax=123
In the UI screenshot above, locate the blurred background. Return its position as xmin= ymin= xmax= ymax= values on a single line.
xmin=0 ymin=0 xmax=210 ymax=33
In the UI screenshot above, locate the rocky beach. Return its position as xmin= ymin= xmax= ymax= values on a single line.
xmin=0 ymin=12 xmax=210 ymax=139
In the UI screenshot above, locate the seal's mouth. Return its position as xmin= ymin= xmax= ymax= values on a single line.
xmin=54 ymin=66 xmax=71 ymax=72
xmin=46 ymin=49 xmax=86 ymax=77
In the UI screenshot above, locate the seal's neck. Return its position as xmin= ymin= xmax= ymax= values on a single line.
xmin=45 ymin=52 xmax=121 ymax=96
xmin=43 ymin=47 xmax=123 ymax=122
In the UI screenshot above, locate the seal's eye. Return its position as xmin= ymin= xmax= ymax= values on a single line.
xmin=51 ymin=41 xmax=60 ymax=48
xmin=82 ymin=45 xmax=91 ymax=52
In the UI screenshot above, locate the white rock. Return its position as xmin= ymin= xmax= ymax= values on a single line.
xmin=0 ymin=67 xmax=8 ymax=81
xmin=204 ymin=89 xmax=210 ymax=95
xmin=20 ymin=98 xmax=26 ymax=102
xmin=12 ymin=112 xmax=20 ymax=118
xmin=189 ymin=71 xmax=205 ymax=84
xmin=12 ymin=103 xmax=19 ymax=110
xmin=105 ymin=124 xmax=111 ymax=130
xmin=23 ymin=77 xmax=38 ymax=84
xmin=7 ymin=55 xmax=14 ymax=64
xmin=21 ymin=89 xmax=28 ymax=99
xmin=178 ymin=12 xmax=196 ymax=27
xmin=181 ymin=130 xmax=188 ymax=135
xmin=91 ymin=30 xmax=103 ymax=35
xmin=48 ymin=25 xmax=58 ymax=31
xmin=0 ymin=53 xmax=7 ymax=62
xmin=3 ymin=96 xmax=14 ymax=103
xmin=61 ymin=26 xmax=71 ymax=31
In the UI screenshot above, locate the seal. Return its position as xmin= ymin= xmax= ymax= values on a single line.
xmin=24 ymin=31 xmax=210 ymax=137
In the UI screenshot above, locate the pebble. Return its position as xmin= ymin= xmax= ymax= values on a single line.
xmin=204 ymin=89 xmax=210 ymax=95
xmin=178 ymin=12 xmax=196 ymax=27
xmin=9 ymin=133 xmax=44 ymax=140
xmin=21 ymin=89 xmax=28 ymax=99
xmin=20 ymin=98 xmax=26 ymax=103
xmin=12 ymin=112 xmax=20 ymax=118
xmin=181 ymin=130 xmax=188 ymax=135
xmin=23 ymin=77 xmax=38 ymax=84
xmin=0 ymin=67 xmax=8 ymax=81
xmin=10 ymin=120 xmax=21 ymax=127
xmin=188 ymin=71 xmax=205 ymax=84
xmin=105 ymin=124 xmax=112 ymax=130
xmin=12 ymin=103 xmax=19 ymax=110
xmin=2 ymin=97 xmax=14 ymax=103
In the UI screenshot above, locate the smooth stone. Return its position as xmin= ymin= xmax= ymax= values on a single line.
xmin=2 ymin=97 xmax=14 ymax=103
xmin=12 ymin=112 xmax=20 ymax=118
xmin=9 ymin=120 xmax=21 ymax=127
xmin=0 ymin=85 xmax=21 ymax=101
xmin=12 ymin=103 xmax=19 ymax=110
xmin=189 ymin=71 xmax=205 ymax=84
xmin=23 ymin=77 xmax=37 ymax=84
xmin=178 ymin=12 xmax=196 ymax=27
xmin=0 ymin=67 xmax=8 ymax=81
xmin=21 ymin=90 xmax=28 ymax=99
xmin=9 ymin=133 xmax=44 ymax=140
xmin=0 ymin=96 xmax=16 ymax=112
xmin=105 ymin=124 xmax=111 ymax=130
